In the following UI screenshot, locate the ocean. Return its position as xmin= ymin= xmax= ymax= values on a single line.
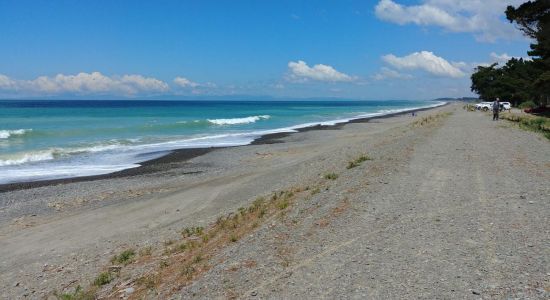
xmin=0 ymin=99 xmax=444 ymax=184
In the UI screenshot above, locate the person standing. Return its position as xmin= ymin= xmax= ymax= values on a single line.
xmin=493 ymin=98 xmax=500 ymax=121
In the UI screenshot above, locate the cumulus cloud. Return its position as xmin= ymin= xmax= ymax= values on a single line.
xmin=374 ymin=0 xmax=525 ymax=42
xmin=490 ymin=52 xmax=513 ymax=64
xmin=372 ymin=67 xmax=413 ymax=80
xmin=120 ymin=74 xmax=169 ymax=93
xmin=173 ymin=76 xmax=200 ymax=88
xmin=287 ymin=60 xmax=354 ymax=82
xmin=489 ymin=52 xmax=531 ymax=64
xmin=382 ymin=51 xmax=465 ymax=78
xmin=0 ymin=74 xmax=18 ymax=90
xmin=0 ymin=72 xmax=169 ymax=96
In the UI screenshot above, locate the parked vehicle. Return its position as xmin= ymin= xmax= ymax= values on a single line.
xmin=524 ymin=106 xmax=550 ymax=114
xmin=475 ymin=101 xmax=511 ymax=112
xmin=475 ymin=102 xmax=493 ymax=111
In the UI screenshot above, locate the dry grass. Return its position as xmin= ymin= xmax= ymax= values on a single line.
xmin=463 ymin=104 xmax=477 ymax=112
xmin=314 ymin=197 xmax=350 ymax=229
xmin=412 ymin=112 xmax=453 ymax=127
xmin=69 ymin=186 xmax=314 ymax=299
xmin=346 ymin=154 xmax=372 ymax=169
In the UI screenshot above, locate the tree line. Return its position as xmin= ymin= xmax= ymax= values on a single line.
xmin=470 ymin=0 xmax=549 ymax=107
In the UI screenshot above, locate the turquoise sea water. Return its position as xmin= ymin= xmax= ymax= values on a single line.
xmin=0 ymin=100 xmax=444 ymax=184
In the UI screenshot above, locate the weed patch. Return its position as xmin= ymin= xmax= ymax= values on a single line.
xmin=58 ymin=186 xmax=313 ymax=299
xmin=93 ymin=272 xmax=113 ymax=286
xmin=412 ymin=112 xmax=452 ymax=127
xmin=347 ymin=154 xmax=372 ymax=169
xmin=501 ymin=113 xmax=550 ymax=139
xmin=55 ymin=286 xmax=95 ymax=300
xmin=182 ymin=226 xmax=204 ymax=237
xmin=111 ymin=249 xmax=135 ymax=265
xmin=324 ymin=173 xmax=338 ymax=180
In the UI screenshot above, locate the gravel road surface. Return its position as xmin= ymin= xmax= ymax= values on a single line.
xmin=181 ymin=106 xmax=549 ymax=299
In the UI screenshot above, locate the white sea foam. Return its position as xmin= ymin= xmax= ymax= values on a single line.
xmin=207 ymin=115 xmax=270 ymax=125
xmin=0 ymin=143 xmax=127 ymax=167
xmin=0 ymin=151 xmax=56 ymax=166
xmin=1 ymin=163 xmax=142 ymax=184
xmin=0 ymin=129 xmax=32 ymax=139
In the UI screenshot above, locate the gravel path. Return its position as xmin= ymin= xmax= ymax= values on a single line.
xmin=180 ymin=107 xmax=549 ymax=299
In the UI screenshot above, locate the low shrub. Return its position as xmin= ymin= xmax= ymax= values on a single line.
xmin=518 ymin=101 xmax=536 ymax=109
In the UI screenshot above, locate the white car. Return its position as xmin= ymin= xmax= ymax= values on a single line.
xmin=501 ymin=102 xmax=511 ymax=110
xmin=475 ymin=102 xmax=493 ymax=111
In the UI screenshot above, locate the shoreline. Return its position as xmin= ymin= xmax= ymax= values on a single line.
xmin=0 ymin=103 xmax=447 ymax=193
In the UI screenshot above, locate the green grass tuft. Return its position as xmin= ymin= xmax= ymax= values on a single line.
xmin=182 ymin=226 xmax=204 ymax=237
xmin=93 ymin=272 xmax=113 ymax=286
xmin=55 ymin=285 xmax=95 ymax=300
xmin=111 ymin=249 xmax=136 ymax=265
xmin=324 ymin=173 xmax=338 ymax=180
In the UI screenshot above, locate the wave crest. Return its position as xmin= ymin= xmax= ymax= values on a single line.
xmin=0 ymin=151 xmax=56 ymax=166
xmin=207 ymin=115 xmax=270 ymax=125
xmin=0 ymin=129 xmax=32 ymax=139
xmin=0 ymin=142 xmax=131 ymax=167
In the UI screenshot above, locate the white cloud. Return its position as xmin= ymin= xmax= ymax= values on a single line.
xmin=462 ymin=52 xmax=533 ymax=70
xmin=173 ymin=76 xmax=200 ymax=88
xmin=490 ymin=52 xmax=513 ymax=64
xmin=287 ymin=60 xmax=354 ymax=82
xmin=0 ymin=72 xmax=169 ymax=96
xmin=374 ymin=0 xmax=525 ymax=42
xmin=120 ymin=74 xmax=169 ymax=93
xmin=382 ymin=51 xmax=465 ymax=78
xmin=489 ymin=52 xmax=531 ymax=64
xmin=0 ymin=74 xmax=18 ymax=90
xmin=372 ymin=67 xmax=413 ymax=80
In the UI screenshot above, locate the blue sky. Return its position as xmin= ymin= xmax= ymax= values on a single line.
xmin=0 ymin=0 xmax=532 ymax=99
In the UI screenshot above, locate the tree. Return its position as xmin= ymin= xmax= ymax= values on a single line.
xmin=506 ymin=0 xmax=550 ymax=104
xmin=471 ymin=1 xmax=549 ymax=105
xmin=471 ymin=63 xmax=503 ymax=101
xmin=470 ymin=59 xmax=541 ymax=105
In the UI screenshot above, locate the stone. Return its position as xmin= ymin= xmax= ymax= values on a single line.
xmin=124 ymin=287 xmax=135 ymax=295
xmin=471 ymin=290 xmax=480 ymax=295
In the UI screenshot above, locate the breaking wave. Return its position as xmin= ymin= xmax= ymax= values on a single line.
xmin=0 ymin=129 xmax=32 ymax=139
xmin=207 ymin=115 xmax=270 ymax=125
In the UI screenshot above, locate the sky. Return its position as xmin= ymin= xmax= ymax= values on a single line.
xmin=0 ymin=0 xmax=534 ymax=100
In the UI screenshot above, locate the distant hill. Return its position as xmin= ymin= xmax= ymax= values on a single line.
xmin=434 ymin=97 xmax=479 ymax=102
